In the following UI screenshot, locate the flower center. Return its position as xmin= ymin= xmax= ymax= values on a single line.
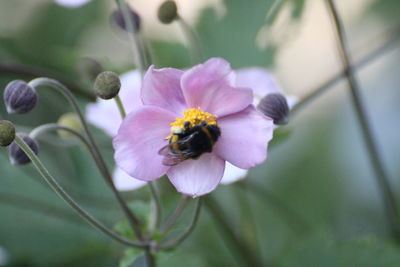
xmin=160 ymin=107 xmax=221 ymax=166
xmin=167 ymin=107 xmax=218 ymax=137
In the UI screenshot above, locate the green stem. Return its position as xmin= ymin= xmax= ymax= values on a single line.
xmin=234 ymin=182 xmax=260 ymax=255
xmin=113 ymin=91 xmax=162 ymax=233
xmin=0 ymin=61 xmax=95 ymax=100
xmin=291 ymin=25 xmax=400 ymax=115
xmin=13 ymin=135 xmax=146 ymax=248
xmin=244 ymin=181 xmax=310 ymax=233
xmin=149 ymin=181 xmax=162 ymax=230
xmin=144 ymin=249 xmax=156 ymax=267
xmin=326 ymin=0 xmax=400 ymax=241
xmin=160 ymin=195 xmax=189 ymax=233
xmin=116 ymin=0 xmax=147 ymax=77
xmin=156 ymin=198 xmax=201 ymax=250
xmin=177 ymin=16 xmax=203 ymax=63
xmin=204 ymin=196 xmax=264 ymax=267
xmin=28 ymin=77 xmax=143 ymax=240
xmin=114 ymin=95 xmax=127 ymax=119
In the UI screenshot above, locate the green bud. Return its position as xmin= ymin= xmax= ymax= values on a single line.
xmin=93 ymin=71 xmax=121 ymax=100
xmin=158 ymin=1 xmax=178 ymax=24
xmin=0 ymin=120 xmax=16 ymax=147
xmin=57 ymin=113 xmax=82 ymax=138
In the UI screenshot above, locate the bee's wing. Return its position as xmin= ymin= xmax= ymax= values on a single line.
xmin=158 ymin=144 xmax=185 ymax=166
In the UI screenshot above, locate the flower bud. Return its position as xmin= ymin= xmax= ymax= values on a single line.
xmin=112 ymin=8 xmax=141 ymax=32
xmin=8 ymin=135 xmax=39 ymax=165
xmin=3 ymin=80 xmax=38 ymax=114
xmin=93 ymin=71 xmax=121 ymax=100
xmin=57 ymin=113 xmax=82 ymax=138
xmin=257 ymin=93 xmax=289 ymax=125
xmin=77 ymin=57 xmax=103 ymax=82
xmin=0 ymin=120 xmax=16 ymax=147
xmin=158 ymin=1 xmax=178 ymax=24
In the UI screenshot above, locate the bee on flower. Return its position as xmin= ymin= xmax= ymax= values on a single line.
xmin=87 ymin=58 xmax=294 ymax=196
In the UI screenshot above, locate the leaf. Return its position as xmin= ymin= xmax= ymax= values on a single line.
xmin=119 ymin=248 xmax=143 ymax=267
xmin=280 ymin=232 xmax=400 ymax=267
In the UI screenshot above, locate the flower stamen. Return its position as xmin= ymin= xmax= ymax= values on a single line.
xmin=166 ymin=107 xmax=218 ymax=139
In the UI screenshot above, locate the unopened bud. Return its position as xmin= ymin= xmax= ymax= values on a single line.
xmin=8 ymin=135 xmax=39 ymax=165
xmin=158 ymin=1 xmax=178 ymax=24
xmin=77 ymin=57 xmax=103 ymax=82
xmin=93 ymin=71 xmax=121 ymax=100
xmin=257 ymin=93 xmax=289 ymax=125
xmin=58 ymin=113 xmax=82 ymax=138
xmin=0 ymin=120 xmax=15 ymax=147
xmin=112 ymin=8 xmax=141 ymax=32
xmin=3 ymin=80 xmax=37 ymax=114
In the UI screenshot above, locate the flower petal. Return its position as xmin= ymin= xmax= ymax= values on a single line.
xmin=55 ymin=0 xmax=92 ymax=8
xmin=141 ymin=66 xmax=186 ymax=115
xmin=181 ymin=58 xmax=252 ymax=117
xmin=167 ymin=153 xmax=225 ymax=197
xmin=86 ymin=70 xmax=142 ymax=136
xmin=113 ymin=106 xmax=175 ymax=181
xmin=235 ymin=67 xmax=280 ymax=106
xmin=215 ymin=105 xmax=273 ymax=169
xmin=220 ymin=162 xmax=248 ymax=184
xmin=114 ymin=167 xmax=147 ymax=191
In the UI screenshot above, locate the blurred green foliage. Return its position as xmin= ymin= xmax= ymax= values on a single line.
xmin=0 ymin=0 xmax=400 ymax=266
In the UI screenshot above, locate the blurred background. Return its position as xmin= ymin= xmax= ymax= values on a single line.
xmin=1 ymin=0 xmax=400 ymax=266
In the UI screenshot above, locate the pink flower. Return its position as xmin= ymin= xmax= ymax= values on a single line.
xmin=113 ymin=58 xmax=274 ymax=196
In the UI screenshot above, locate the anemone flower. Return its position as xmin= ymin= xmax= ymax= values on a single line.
xmin=87 ymin=59 xmax=293 ymax=191
xmin=55 ymin=0 xmax=92 ymax=8
xmin=112 ymin=58 xmax=273 ymax=196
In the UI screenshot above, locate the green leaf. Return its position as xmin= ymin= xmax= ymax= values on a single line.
xmin=113 ymin=220 xmax=135 ymax=239
xmin=119 ymin=248 xmax=143 ymax=267
xmin=280 ymin=232 xmax=400 ymax=267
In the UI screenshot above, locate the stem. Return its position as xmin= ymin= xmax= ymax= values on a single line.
xmin=13 ymin=135 xmax=146 ymax=248
xmin=326 ymin=0 xmax=400 ymax=240
xmin=156 ymin=198 xmax=201 ymax=250
xmin=28 ymin=77 xmax=143 ymax=240
xmin=234 ymin=182 xmax=260 ymax=255
xmin=244 ymin=181 xmax=310 ymax=233
xmin=114 ymin=95 xmax=127 ymax=119
xmin=177 ymin=17 xmax=203 ymax=63
xmin=113 ymin=91 xmax=162 ymax=233
xmin=116 ymin=0 xmax=147 ymax=77
xmin=0 ymin=62 xmax=95 ymax=100
xmin=204 ymin=196 xmax=263 ymax=267
xmin=160 ymin=195 xmax=189 ymax=233
xmin=291 ymin=25 xmax=400 ymax=115
xmin=144 ymin=249 xmax=156 ymax=267
xmin=149 ymin=181 xmax=162 ymax=230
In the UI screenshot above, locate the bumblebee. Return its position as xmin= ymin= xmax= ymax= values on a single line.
xmin=159 ymin=121 xmax=221 ymax=166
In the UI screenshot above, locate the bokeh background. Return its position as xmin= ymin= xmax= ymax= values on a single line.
xmin=1 ymin=0 xmax=400 ymax=266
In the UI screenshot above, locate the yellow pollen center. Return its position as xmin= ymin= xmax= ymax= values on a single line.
xmin=166 ymin=107 xmax=218 ymax=139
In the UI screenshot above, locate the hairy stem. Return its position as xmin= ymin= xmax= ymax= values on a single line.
xmin=116 ymin=0 xmax=147 ymax=77
xmin=13 ymin=135 xmax=146 ymax=248
xmin=291 ymin=25 xmax=400 ymax=115
xmin=160 ymin=195 xmax=189 ymax=233
xmin=177 ymin=16 xmax=203 ymax=63
xmin=28 ymin=77 xmax=143 ymax=240
xmin=204 ymin=196 xmax=263 ymax=267
xmin=326 ymin=0 xmax=400 ymax=240
xmin=156 ymin=198 xmax=201 ymax=250
xmin=114 ymin=95 xmax=126 ymax=119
